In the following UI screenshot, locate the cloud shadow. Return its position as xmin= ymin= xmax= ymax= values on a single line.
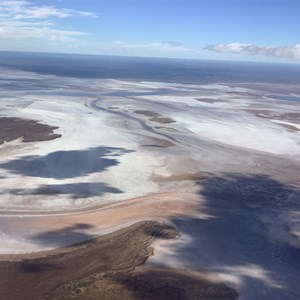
xmin=6 ymin=182 xmax=123 ymax=199
xmin=30 ymin=223 xmax=95 ymax=248
xmin=0 ymin=146 xmax=133 ymax=179
xmin=166 ymin=173 xmax=300 ymax=299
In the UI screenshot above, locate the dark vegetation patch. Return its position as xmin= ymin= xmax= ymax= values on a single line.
xmin=0 ymin=117 xmax=61 ymax=144
xmin=134 ymin=110 xmax=176 ymax=124
xmin=195 ymin=98 xmax=224 ymax=104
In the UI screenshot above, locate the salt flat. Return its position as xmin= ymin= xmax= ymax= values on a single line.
xmin=0 ymin=67 xmax=299 ymax=299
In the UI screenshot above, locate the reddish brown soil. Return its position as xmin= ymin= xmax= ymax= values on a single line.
xmin=152 ymin=172 xmax=206 ymax=182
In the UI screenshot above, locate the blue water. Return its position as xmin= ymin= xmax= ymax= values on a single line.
xmin=276 ymin=95 xmax=300 ymax=102
xmin=1 ymin=51 xmax=300 ymax=85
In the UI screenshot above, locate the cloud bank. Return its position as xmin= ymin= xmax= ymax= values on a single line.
xmin=0 ymin=0 xmax=96 ymax=41
xmin=103 ymin=41 xmax=193 ymax=54
xmin=205 ymin=43 xmax=300 ymax=61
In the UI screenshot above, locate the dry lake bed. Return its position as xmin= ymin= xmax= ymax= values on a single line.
xmin=0 ymin=65 xmax=299 ymax=300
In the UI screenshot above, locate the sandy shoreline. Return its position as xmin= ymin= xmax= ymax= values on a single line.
xmin=0 ymin=191 xmax=202 ymax=254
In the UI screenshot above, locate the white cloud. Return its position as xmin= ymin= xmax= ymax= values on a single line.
xmin=0 ymin=20 xmax=88 ymax=41
xmin=205 ymin=43 xmax=300 ymax=61
xmin=107 ymin=41 xmax=193 ymax=54
xmin=0 ymin=0 xmax=96 ymax=42
xmin=0 ymin=1 xmax=97 ymax=19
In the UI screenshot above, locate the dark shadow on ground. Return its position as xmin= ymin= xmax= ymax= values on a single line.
xmin=30 ymin=223 xmax=95 ymax=247
xmin=200 ymin=173 xmax=299 ymax=209
xmin=112 ymin=267 xmax=238 ymax=300
xmin=5 ymin=182 xmax=123 ymax=198
xmin=19 ymin=260 xmax=63 ymax=274
xmin=167 ymin=173 xmax=300 ymax=300
xmin=0 ymin=146 xmax=133 ymax=179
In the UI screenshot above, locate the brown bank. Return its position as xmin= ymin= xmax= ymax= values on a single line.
xmin=0 ymin=221 xmax=238 ymax=300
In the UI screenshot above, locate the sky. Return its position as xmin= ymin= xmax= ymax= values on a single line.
xmin=0 ymin=0 xmax=299 ymax=63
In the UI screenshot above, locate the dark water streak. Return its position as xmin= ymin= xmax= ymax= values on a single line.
xmin=90 ymin=99 xmax=179 ymax=143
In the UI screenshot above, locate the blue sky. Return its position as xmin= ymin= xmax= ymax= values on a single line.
xmin=0 ymin=0 xmax=299 ymax=62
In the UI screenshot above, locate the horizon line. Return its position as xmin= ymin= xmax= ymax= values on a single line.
xmin=0 ymin=49 xmax=299 ymax=67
